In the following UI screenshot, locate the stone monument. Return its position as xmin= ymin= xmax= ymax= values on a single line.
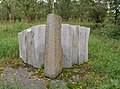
xmin=18 ymin=14 xmax=90 ymax=79
xmin=44 ymin=14 xmax=63 ymax=79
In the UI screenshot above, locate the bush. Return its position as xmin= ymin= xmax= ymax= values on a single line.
xmin=101 ymin=25 xmax=120 ymax=40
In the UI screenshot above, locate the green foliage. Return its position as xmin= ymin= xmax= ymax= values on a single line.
xmin=66 ymin=83 xmax=74 ymax=89
xmin=0 ymin=38 xmax=19 ymax=58
xmin=0 ymin=22 xmax=42 ymax=59
xmin=88 ymin=2 xmax=107 ymax=23
xmin=87 ymin=35 xmax=120 ymax=88
xmin=0 ymin=0 xmax=118 ymax=24
xmin=108 ymin=0 xmax=120 ymax=25
xmin=101 ymin=25 xmax=120 ymax=40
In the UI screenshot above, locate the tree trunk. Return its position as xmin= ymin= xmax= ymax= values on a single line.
xmin=114 ymin=9 xmax=118 ymax=25
xmin=48 ymin=0 xmax=52 ymax=14
xmin=9 ymin=13 xmax=12 ymax=23
xmin=26 ymin=15 xmax=32 ymax=23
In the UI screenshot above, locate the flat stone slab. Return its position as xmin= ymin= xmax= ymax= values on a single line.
xmin=18 ymin=29 xmax=28 ymax=63
xmin=71 ymin=25 xmax=79 ymax=64
xmin=31 ymin=25 xmax=46 ymax=68
xmin=0 ymin=67 xmax=47 ymax=89
xmin=26 ymin=29 xmax=36 ymax=66
xmin=77 ymin=27 xmax=90 ymax=64
xmin=51 ymin=80 xmax=68 ymax=89
xmin=61 ymin=24 xmax=73 ymax=68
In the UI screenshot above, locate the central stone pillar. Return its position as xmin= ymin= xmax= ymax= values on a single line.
xmin=44 ymin=14 xmax=62 ymax=79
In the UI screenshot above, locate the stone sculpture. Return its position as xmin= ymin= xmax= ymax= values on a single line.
xmin=44 ymin=14 xmax=63 ymax=79
xmin=18 ymin=14 xmax=90 ymax=79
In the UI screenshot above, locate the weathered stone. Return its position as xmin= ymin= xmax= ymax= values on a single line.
xmin=77 ymin=27 xmax=90 ymax=64
xmin=61 ymin=24 xmax=73 ymax=68
xmin=18 ymin=30 xmax=26 ymax=63
xmin=71 ymin=25 xmax=79 ymax=64
xmin=0 ymin=67 xmax=47 ymax=89
xmin=18 ymin=23 xmax=90 ymax=69
xmin=51 ymin=80 xmax=68 ymax=89
xmin=18 ymin=29 xmax=29 ymax=63
xmin=31 ymin=25 xmax=46 ymax=68
xmin=77 ymin=26 xmax=86 ymax=64
xmin=44 ymin=14 xmax=62 ymax=79
xmin=26 ymin=29 xmax=36 ymax=66
xmin=84 ymin=27 xmax=90 ymax=62
xmin=72 ymin=74 xmax=80 ymax=82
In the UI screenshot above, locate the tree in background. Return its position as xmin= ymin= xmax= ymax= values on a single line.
xmin=108 ymin=0 xmax=120 ymax=25
xmin=0 ymin=0 xmax=16 ymax=22
xmin=87 ymin=0 xmax=108 ymax=23
xmin=0 ymin=0 xmax=119 ymax=24
xmin=55 ymin=0 xmax=71 ymax=21
xmin=17 ymin=0 xmax=39 ymax=22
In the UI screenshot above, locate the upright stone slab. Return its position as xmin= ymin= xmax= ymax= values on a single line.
xmin=61 ymin=24 xmax=73 ymax=68
xmin=44 ymin=14 xmax=62 ymax=79
xmin=77 ymin=27 xmax=90 ymax=64
xmin=18 ymin=30 xmax=27 ymax=63
xmin=18 ymin=23 xmax=90 ymax=69
xmin=71 ymin=25 xmax=79 ymax=64
xmin=26 ymin=29 xmax=36 ymax=66
xmin=78 ymin=27 xmax=86 ymax=64
xmin=84 ymin=27 xmax=90 ymax=62
xmin=31 ymin=25 xmax=46 ymax=68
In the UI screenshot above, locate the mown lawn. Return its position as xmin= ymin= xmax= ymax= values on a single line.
xmin=0 ymin=22 xmax=120 ymax=89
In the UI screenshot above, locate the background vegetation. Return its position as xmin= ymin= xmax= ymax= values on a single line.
xmin=0 ymin=0 xmax=119 ymax=24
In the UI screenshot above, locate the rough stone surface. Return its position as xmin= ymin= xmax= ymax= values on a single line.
xmin=44 ymin=14 xmax=62 ymax=79
xmin=26 ymin=29 xmax=36 ymax=66
xmin=61 ymin=24 xmax=73 ymax=68
xmin=51 ymin=80 xmax=68 ymax=89
xmin=0 ymin=67 xmax=47 ymax=89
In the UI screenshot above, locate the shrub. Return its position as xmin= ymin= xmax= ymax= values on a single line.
xmin=101 ymin=25 xmax=120 ymax=40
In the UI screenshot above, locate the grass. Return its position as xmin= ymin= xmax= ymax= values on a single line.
xmin=88 ymin=35 xmax=120 ymax=89
xmin=0 ymin=22 xmax=120 ymax=89
xmin=0 ymin=22 xmax=44 ymax=58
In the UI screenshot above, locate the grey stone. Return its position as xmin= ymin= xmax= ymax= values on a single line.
xmin=26 ymin=29 xmax=36 ymax=66
xmin=18 ymin=29 xmax=28 ymax=63
xmin=44 ymin=14 xmax=63 ymax=79
xmin=61 ymin=24 xmax=73 ymax=68
xmin=77 ymin=27 xmax=90 ymax=64
xmin=51 ymin=80 xmax=68 ymax=89
xmin=18 ymin=31 xmax=25 ymax=62
xmin=84 ymin=27 xmax=90 ymax=62
xmin=31 ymin=25 xmax=46 ymax=68
xmin=18 ymin=23 xmax=90 ymax=69
xmin=77 ymin=26 xmax=86 ymax=64
xmin=72 ymin=74 xmax=80 ymax=82
xmin=71 ymin=25 xmax=79 ymax=64
xmin=0 ymin=67 xmax=47 ymax=89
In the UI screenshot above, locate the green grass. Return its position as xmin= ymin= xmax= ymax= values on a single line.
xmin=0 ymin=22 xmax=120 ymax=89
xmin=0 ymin=22 xmax=44 ymax=58
xmin=88 ymin=35 xmax=120 ymax=89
